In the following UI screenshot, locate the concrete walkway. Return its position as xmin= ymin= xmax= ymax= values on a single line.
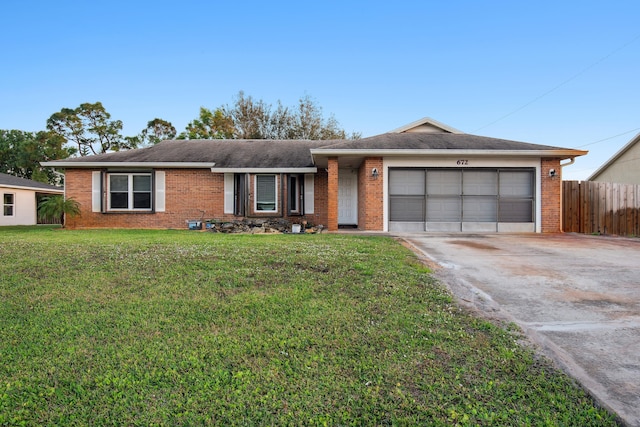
xmin=398 ymin=233 xmax=640 ymax=426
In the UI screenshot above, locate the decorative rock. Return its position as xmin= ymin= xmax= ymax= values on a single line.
xmin=205 ymin=219 xmax=322 ymax=234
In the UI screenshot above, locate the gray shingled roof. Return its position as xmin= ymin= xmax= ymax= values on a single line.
xmin=47 ymin=139 xmax=331 ymax=168
xmin=315 ymin=132 xmax=568 ymax=151
xmin=43 ymin=132 xmax=585 ymax=169
xmin=0 ymin=172 xmax=63 ymax=192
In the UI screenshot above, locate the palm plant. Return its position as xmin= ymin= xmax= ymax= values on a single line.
xmin=38 ymin=196 xmax=81 ymax=228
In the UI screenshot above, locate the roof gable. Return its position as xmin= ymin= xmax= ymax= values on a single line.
xmin=587 ymin=132 xmax=640 ymax=182
xmin=389 ymin=117 xmax=463 ymax=134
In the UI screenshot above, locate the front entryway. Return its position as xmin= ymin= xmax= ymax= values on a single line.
xmin=338 ymin=169 xmax=358 ymax=226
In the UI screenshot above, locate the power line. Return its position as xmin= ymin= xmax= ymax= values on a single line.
xmin=576 ymin=128 xmax=640 ymax=148
xmin=474 ymin=32 xmax=640 ymax=133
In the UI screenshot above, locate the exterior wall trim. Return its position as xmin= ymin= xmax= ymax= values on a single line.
xmin=41 ymin=162 xmax=216 ymax=168
xmin=211 ymin=167 xmax=317 ymax=173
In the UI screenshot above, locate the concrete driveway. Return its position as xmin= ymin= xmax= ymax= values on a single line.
xmin=398 ymin=233 xmax=640 ymax=427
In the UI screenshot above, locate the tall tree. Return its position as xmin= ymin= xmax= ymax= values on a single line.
xmin=143 ymin=118 xmax=177 ymax=144
xmin=225 ymin=91 xmax=273 ymax=139
xmin=221 ymin=92 xmax=359 ymax=140
xmin=0 ymin=129 xmax=74 ymax=185
xmin=47 ymin=102 xmax=132 ymax=155
xmin=127 ymin=118 xmax=178 ymax=146
xmin=177 ymin=107 xmax=234 ymax=140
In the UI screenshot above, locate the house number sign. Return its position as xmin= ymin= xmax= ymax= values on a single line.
xmin=456 ymin=160 xmax=469 ymax=165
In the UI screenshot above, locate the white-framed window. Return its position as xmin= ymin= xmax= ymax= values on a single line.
xmin=255 ymin=174 xmax=277 ymax=212
xmin=107 ymin=173 xmax=152 ymax=211
xmin=3 ymin=193 xmax=15 ymax=216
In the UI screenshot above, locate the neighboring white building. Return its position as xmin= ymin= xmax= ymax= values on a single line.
xmin=0 ymin=173 xmax=64 ymax=226
xmin=588 ymin=132 xmax=640 ymax=184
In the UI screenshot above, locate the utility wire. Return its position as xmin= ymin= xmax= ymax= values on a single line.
xmin=473 ymin=32 xmax=640 ymax=133
xmin=576 ymin=128 xmax=640 ymax=148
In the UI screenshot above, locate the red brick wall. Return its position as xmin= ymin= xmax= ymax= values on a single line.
xmin=64 ymin=169 xmax=328 ymax=229
xmin=541 ymin=158 xmax=562 ymax=233
xmin=311 ymin=169 xmax=329 ymax=228
xmin=357 ymin=157 xmax=384 ymax=230
xmin=327 ymin=158 xmax=339 ymax=231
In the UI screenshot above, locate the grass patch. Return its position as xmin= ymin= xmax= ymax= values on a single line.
xmin=0 ymin=228 xmax=616 ymax=425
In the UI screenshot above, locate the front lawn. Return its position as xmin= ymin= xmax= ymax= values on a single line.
xmin=0 ymin=228 xmax=616 ymax=425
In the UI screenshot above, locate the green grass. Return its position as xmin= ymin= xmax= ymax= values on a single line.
xmin=0 ymin=227 xmax=616 ymax=426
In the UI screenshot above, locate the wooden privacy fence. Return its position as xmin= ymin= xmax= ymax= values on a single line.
xmin=563 ymin=181 xmax=640 ymax=236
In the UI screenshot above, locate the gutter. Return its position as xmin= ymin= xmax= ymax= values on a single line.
xmin=211 ymin=167 xmax=317 ymax=173
xmin=0 ymin=184 xmax=64 ymax=193
xmin=40 ymin=162 xmax=218 ymax=168
xmin=310 ymin=149 xmax=588 ymax=158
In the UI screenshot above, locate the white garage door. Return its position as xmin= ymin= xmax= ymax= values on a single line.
xmin=389 ymin=168 xmax=535 ymax=232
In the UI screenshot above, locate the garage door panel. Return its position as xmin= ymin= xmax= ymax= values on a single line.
xmin=426 ymin=222 xmax=461 ymax=232
xmin=500 ymin=171 xmax=533 ymax=197
xmin=499 ymin=199 xmax=533 ymax=222
xmin=463 ymin=171 xmax=497 ymax=195
xmin=498 ymin=222 xmax=535 ymax=232
xmin=427 ymin=170 xmax=461 ymax=195
xmin=389 ymin=170 xmax=425 ymax=195
xmin=426 ymin=197 xmax=461 ymax=221
xmin=463 ymin=197 xmax=497 ymax=222
xmin=462 ymin=222 xmax=498 ymax=232
xmin=390 ymin=196 xmax=424 ymax=221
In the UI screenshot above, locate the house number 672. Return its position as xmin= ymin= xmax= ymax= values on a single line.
xmin=456 ymin=160 xmax=469 ymax=165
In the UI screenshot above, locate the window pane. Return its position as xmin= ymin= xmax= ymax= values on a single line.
xmin=3 ymin=193 xmax=14 ymax=204
xmin=110 ymin=192 xmax=128 ymax=209
xmin=4 ymin=206 xmax=13 ymax=216
xmin=133 ymin=175 xmax=151 ymax=191
xmin=133 ymin=193 xmax=151 ymax=209
xmin=256 ymin=175 xmax=276 ymax=211
xmin=110 ymin=175 xmax=128 ymax=191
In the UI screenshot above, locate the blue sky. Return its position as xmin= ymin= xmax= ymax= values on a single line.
xmin=1 ymin=1 xmax=639 ymax=180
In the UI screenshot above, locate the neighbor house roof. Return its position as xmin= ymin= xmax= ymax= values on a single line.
xmin=587 ymin=132 xmax=640 ymax=181
xmin=311 ymin=132 xmax=587 ymax=157
xmin=0 ymin=172 xmax=64 ymax=193
xmin=42 ymin=139 xmax=330 ymax=172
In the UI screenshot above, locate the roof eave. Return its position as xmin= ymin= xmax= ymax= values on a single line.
xmin=41 ymin=162 xmax=217 ymax=168
xmin=310 ymin=149 xmax=588 ymax=158
xmin=0 ymin=184 xmax=64 ymax=193
xmin=211 ymin=167 xmax=317 ymax=173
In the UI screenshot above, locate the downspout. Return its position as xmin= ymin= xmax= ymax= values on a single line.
xmin=558 ymin=157 xmax=576 ymax=232
xmin=560 ymin=157 xmax=576 ymax=169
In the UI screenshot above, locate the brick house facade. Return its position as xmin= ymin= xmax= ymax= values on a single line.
xmin=44 ymin=118 xmax=586 ymax=233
